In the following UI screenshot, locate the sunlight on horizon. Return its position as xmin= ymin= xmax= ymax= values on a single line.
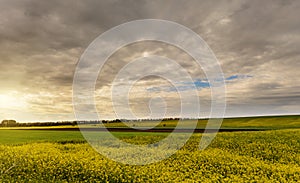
xmin=0 ymin=92 xmax=27 ymax=109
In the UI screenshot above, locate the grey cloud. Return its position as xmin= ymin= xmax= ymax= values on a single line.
xmin=0 ymin=0 xmax=299 ymax=121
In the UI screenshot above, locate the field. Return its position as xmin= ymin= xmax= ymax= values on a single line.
xmin=103 ymin=115 xmax=300 ymax=129
xmin=1 ymin=116 xmax=300 ymax=182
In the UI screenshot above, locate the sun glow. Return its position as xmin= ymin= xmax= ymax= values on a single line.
xmin=143 ymin=51 xmax=149 ymax=57
xmin=0 ymin=93 xmax=27 ymax=109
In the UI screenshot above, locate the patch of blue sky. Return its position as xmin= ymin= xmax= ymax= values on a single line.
xmin=226 ymin=74 xmax=252 ymax=80
xmin=147 ymin=75 xmax=252 ymax=92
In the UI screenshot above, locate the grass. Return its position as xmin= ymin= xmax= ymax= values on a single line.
xmin=219 ymin=115 xmax=300 ymax=129
xmin=1 ymin=115 xmax=299 ymax=145
xmin=0 ymin=129 xmax=170 ymax=145
xmin=0 ymin=130 xmax=85 ymax=145
xmin=102 ymin=115 xmax=300 ymax=129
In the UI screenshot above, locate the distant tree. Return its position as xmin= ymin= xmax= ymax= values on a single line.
xmin=1 ymin=120 xmax=17 ymax=127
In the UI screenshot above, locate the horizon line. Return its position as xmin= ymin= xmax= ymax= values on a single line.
xmin=7 ymin=113 xmax=300 ymax=123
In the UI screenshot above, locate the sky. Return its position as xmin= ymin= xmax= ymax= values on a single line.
xmin=0 ymin=0 xmax=299 ymax=122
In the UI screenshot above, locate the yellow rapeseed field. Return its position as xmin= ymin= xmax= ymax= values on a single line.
xmin=1 ymin=129 xmax=300 ymax=182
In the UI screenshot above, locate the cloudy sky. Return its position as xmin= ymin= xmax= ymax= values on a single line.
xmin=0 ymin=0 xmax=299 ymax=122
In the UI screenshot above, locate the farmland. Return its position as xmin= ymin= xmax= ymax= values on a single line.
xmin=103 ymin=115 xmax=300 ymax=129
xmin=1 ymin=116 xmax=300 ymax=182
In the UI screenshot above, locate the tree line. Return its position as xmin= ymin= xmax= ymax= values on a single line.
xmin=1 ymin=117 xmax=196 ymax=127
